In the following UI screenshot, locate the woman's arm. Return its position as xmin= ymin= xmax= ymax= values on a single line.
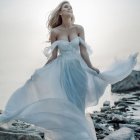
xmin=45 ymin=48 xmax=58 ymax=64
xmin=45 ymin=29 xmax=58 ymax=65
xmin=77 ymin=25 xmax=100 ymax=74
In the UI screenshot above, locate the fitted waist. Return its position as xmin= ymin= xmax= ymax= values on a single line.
xmin=60 ymin=50 xmax=79 ymax=56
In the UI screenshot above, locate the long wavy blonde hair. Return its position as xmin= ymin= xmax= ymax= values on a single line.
xmin=46 ymin=1 xmax=75 ymax=41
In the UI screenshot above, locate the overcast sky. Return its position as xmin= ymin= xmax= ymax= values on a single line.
xmin=0 ymin=0 xmax=140 ymax=110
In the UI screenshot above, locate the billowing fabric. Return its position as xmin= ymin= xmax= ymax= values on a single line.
xmin=0 ymin=36 xmax=138 ymax=140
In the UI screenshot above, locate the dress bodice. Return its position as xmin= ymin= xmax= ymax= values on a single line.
xmin=56 ymin=37 xmax=80 ymax=55
xmin=43 ymin=37 xmax=93 ymax=59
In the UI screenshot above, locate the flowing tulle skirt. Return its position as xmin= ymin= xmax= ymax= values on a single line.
xmin=0 ymin=51 xmax=138 ymax=140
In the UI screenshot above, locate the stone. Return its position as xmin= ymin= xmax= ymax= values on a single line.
xmin=114 ymin=106 xmax=127 ymax=112
xmin=101 ymin=106 xmax=111 ymax=112
xmin=103 ymin=127 xmax=135 ymax=140
xmin=119 ymin=124 xmax=139 ymax=130
xmin=114 ymin=101 xmax=122 ymax=106
xmin=103 ymin=101 xmax=110 ymax=107
xmin=133 ymin=92 xmax=140 ymax=96
xmin=0 ymin=131 xmax=43 ymax=140
xmin=117 ymin=102 xmax=129 ymax=107
xmin=132 ymin=107 xmax=138 ymax=110
xmin=111 ymin=70 xmax=140 ymax=93
xmin=0 ymin=120 xmax=45 ymax=139
xmin=0 ymin=110 xmax=2 ymax=114
xmin=135 ymin=127 xmax=140 ymax=133
xmin=124 ymin=101 xmax=135 ymax=104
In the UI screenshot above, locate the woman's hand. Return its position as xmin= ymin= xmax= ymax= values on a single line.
xmin=90 ymin=67 xmax=100 ymax=74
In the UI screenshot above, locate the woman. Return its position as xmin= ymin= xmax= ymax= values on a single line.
xmin=45 ymin=1 xmax=99 ymax=74
xmin=0 ymin=1 xmax=138 ymax=140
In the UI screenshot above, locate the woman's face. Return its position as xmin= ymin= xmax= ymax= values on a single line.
xmin=60 ymin=2 xmax=73 ymax=17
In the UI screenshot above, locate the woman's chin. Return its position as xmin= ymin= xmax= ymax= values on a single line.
xmin=64 ymin=12 xmax=73 ymax=17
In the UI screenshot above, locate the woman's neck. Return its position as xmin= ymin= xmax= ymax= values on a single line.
xmin=61 ymin=16 xmax=72 ymax=28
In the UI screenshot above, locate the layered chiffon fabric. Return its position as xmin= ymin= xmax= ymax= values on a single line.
xmin=0 ymin=36 xmax=138 ymax=140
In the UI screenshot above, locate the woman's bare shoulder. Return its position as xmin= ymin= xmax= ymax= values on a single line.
xmin=74 ymin=24 xmax=85 ymax=37
xmin=50 ymin=26 xmax=65 ymax=37
xmin=74 ymin=24 xmax=84 ymax=31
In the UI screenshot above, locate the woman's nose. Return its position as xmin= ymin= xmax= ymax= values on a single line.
xmin=68 ymin=7 xmax=71 ymax=10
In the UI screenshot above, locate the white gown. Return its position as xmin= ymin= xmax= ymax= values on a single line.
xmin=0 ymin=36 xmax=138 ymax=140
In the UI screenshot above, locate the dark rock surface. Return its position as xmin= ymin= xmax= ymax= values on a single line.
xmin=103 ymin=127 xmax=135 ymax=140
xmin=0 ymin=130 xmax=42 ymax=140
xmin=0 ymin=120 xmax=44 ymax=140
xmin=111 ymin=70 xmax=140 ymax=93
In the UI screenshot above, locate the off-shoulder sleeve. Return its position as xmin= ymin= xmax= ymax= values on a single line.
xmin=43 ymin=41 xmax=58 ymax=59
xmin=79 ymin=37 xmax=94 ymax=55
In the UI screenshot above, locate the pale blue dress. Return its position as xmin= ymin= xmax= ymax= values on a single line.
xmin=0 ymin=36 xmax=138 ymax=140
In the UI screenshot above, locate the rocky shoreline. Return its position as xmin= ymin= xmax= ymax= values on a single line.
xmin=90 ymin=90 xmax=140 ymax=139
xmin=90 ymin=70 xmax=140 ymax=139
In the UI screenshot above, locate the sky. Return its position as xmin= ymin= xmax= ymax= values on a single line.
xmin=0 ymin=0 xmax=140 ymax=110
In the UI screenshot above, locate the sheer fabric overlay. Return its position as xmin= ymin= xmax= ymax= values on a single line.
xmin=0 ymin=36 xmax=138 ymax=140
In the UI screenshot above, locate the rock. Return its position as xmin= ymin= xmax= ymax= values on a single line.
xmin=0 ymin=131 xmax=43 ymax=140
xmin=101 ymin=106 xmax=111 ymax=112
xmin=111 ymin=70 xmax=140 ymax=93
xmin=130 ymin=119 xmax=140 ymax=125
xmin=126 ymin=108 xmax=131 ymax=111
xmin=121 ymin=97 xmax=128 ymax=101
xmin=95 ymin=124 xmax=110 ymax=132
xmin=92 ymin=116 xmax=102 ymax=123
xmin=0 ymin=110 xmax=2 ymax=114
xmin=103 ymin=127 xmax=135 ymax=140
xmin=95 ymin=113 xmax=106 ymax=117
xmin=119 ymin=124 xmax=139 ymax=130
xmin=126 ymin=96 xmax=140 ymax=101
xmin=114 ymin=106 xmax=127 ymax=112
xmin=106 ymin=114 xmax=113 ymax=120
xmin=123 ymin=101 xmax=135 ymax=104
xmin=12 ymin=120 xmax=41 ymax=129
xmin=103 ymin=101 xmax=110 ymax=107
xmin=97 ymin=133 xmax=107 ymax=139
xmin=133 ymin=92 xmax=140 ymax=96
xmin=0 ymin=120 xmax=45 ymax=139
xmin=132 ymin=107 xmax=138 ymax=110
xmin=135 ymin=127 xmax=140 ymax=133
xmin=114 ymin=101 xmax=122 ymax=106
xmin=107 ymin=114 xmax=130 ymax=129
xmin=112 ymin=110 xmax=123 ymax=115
xmin=117 ymin=102 xmax=129 ymax=108
xmin=119 ymin=98 xmax=135 ymax=104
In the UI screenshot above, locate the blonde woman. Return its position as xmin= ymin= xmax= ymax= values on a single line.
xmin=0 ymin=1 xmax=138 ymax=140
xmin=45 ymin=1 xmax=100 ymax=74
